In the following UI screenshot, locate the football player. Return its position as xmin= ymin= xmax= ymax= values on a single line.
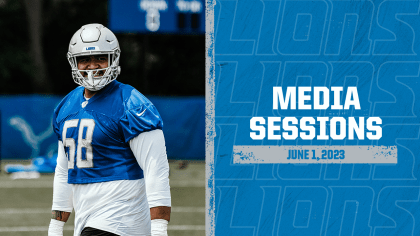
xmin=48 ymin=23 xmax=171 ymax=236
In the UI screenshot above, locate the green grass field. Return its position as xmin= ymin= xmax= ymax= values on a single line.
xmin=0 ymin=161 xmax=205 ymax=236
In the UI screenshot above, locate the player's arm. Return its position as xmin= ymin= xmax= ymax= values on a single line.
xmin=150 ymin=206 xmax=171 ymax=221
xmin=51 ymin=210 xmax=71 ymax=222
xmin=48 ymin=141 xmax=73 ymax=236
xmin=130 ymin=129 xmax=171 ymax=236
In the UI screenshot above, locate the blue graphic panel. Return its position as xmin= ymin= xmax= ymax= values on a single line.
xmin=210 ymin=0 xmax=420 ymax=235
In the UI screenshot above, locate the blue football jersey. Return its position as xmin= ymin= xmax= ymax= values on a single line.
xmin=53 ymin=80 xmax=163 ymax=184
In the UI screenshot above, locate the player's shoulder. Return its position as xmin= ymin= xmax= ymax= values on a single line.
xmin=114 ymin=81 xmax=154 ymax=111
xmin=114 ymin=81 xmax=163 ymax=141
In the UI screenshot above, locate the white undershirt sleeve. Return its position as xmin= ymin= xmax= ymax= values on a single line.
xmin=129 ymin=129 xmax=171 ymax=208
xmin=51 ymin=141 xmax=73 ymax=212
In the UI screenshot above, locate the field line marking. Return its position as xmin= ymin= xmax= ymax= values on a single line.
xmin=0 ymin=226 xmax=73 ymax=232
xmin=168 ymin=225 xmax=205 ymax=230
xmin=172 ymin=206 xmax=205 ymax=212
xmin=0 ymin=208 xmax=49 ymax=214
xmin=0 ymin=181 xmax=52 ymax=188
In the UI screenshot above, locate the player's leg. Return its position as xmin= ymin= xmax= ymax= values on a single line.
xmin=80 ymin=227 xmax=120 ymax=236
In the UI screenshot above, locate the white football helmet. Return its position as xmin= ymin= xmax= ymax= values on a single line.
xmin=67 ymin=23 xmax=121 ymax=91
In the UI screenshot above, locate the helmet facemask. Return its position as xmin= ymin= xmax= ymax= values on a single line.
xmin=67 ymin=49 xmax=121 ymax=92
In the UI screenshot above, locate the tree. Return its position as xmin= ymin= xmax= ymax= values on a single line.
xmin=23 ymin=0 xmax=51 ymax=93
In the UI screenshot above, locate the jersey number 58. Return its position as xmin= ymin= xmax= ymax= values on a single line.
xmin=62 ymin=119 xmax=95 ymax=169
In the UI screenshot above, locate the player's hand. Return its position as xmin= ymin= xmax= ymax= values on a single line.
xmin=48 ymin=219 xmax=65 ymax=236
xmin=151 ymin=219 xmax=168 ymax=236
